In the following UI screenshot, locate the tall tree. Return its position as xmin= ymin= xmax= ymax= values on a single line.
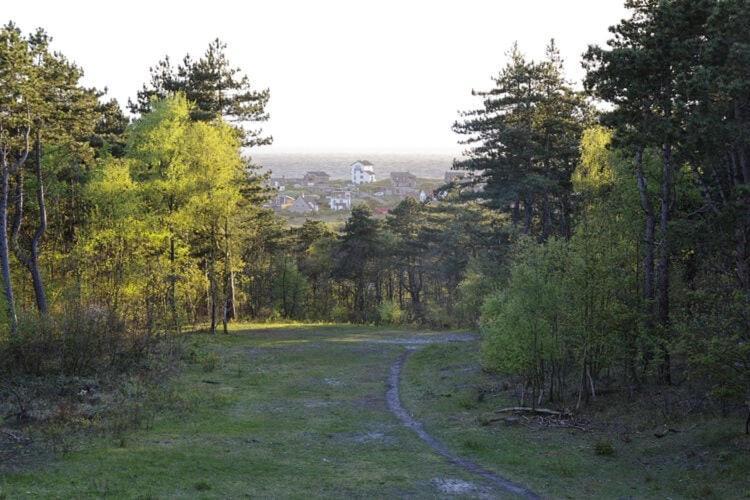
xmin=0 ymin=23 xmax=33 ymax=329
xmin=333 ymin=205 xmax=381 ymax=322
xmin=11 ymin=29 xmax=100 ymax=316
xmin=386 ymin=198 xmax=428 ymax=320
xmin=453 ymin=41 xmax=590 ymax=238
xmin=129 ymin=39 xmax=271 ymax=147
xmin=584 ymin=0 xmax=715 ymax=381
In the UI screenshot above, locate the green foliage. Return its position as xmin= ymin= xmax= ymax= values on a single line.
xmin=271 ymin=257 xmax=309 ymax=319
xmin=130 ymin=38 xmax=270 ymax=147
xmin=79 ymin=94 xmax=256 ymax=333
xmin=455 ymin=257 xmax=505 ymax=327
xmin=0 ymin=306 xmax=147 ymax=377
xmin=376 ymin=300 xmax=403 ymax=325
xmin=481 ymin=238 xmax=567 ymax=398
xmin=593 ymin=440 xmax=615 ymax=457
xmin=454 ymin=40 xmax=592 ymax=237
xmin=573 ymin=126 xmax=614 ymax=193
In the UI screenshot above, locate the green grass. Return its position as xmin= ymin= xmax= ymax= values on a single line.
xmin=0 ymin=325 xmax=487 ymax=498
xmin=3 ymin=325 xmax=748 ymax=499
xmin=400 ymin=341 xmax=750 ymax=499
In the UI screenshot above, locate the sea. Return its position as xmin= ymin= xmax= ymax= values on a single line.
xmin=250 ymin=152 xmax=458 ymax=180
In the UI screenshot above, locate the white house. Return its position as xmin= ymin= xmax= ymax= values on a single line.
xmin=329 ymin=191 xmax=352 ymax=211
xmin=351 ymin=161 xmax=376 ymax=184
xmin=289 ymin=195 xmax=319 ymax=214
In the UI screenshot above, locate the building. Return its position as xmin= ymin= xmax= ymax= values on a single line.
xmin=351 ymin=161 xmax=376 ymax=184
xmin=390 ymin=171 xmax=417 ymax=188
xmin=268 ymin=177 xmax=286 ymax=191
xmin=329 ymin=191 xmax=352 ymax=211
xmin=289 ymin=195 xmax=319 ymax=214
xmin=268 ymin=194 xmax=295 ymax=210
xmin=303 ymin=171 xmax=330 ymax=186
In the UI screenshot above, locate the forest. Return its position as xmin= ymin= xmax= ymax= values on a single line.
xmin=0 ymin=0 xmax=749 ymax=496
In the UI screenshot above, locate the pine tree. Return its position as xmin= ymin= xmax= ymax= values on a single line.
xmin=129 ymin=39 xmax=270 ymax=147
xmin=453 ymin=41 xmax=590 ymax=238
xmin=584 ymin=0 xmax=715 ymax=382
xmin=333 ymin=205 xmax=381 ymax=322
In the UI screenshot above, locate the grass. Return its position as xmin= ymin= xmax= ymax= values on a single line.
xmin=0 ymin=325 xmax=485 ymax=498
xmin=2 ymin=324 xmax=748 ymax=498
xmin=400 ymin=341 xmax=750 ymax=499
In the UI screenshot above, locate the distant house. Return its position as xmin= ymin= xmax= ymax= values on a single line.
xmin=351 ymin=161 xmax=376 ymax=184
xmin=268 ymin=177 xmax=286 ymax=191
xmin=419 ymin=190 xmax=428 ymax=202
xmin=445 ymin=171 xmax=468 ymax=183
xmin=373 ymin=207 xmax=390 ymax=216
xmin=329 ymin=191 xmax=352 ymax=210
xmin=268 ymin=194 xmax=295 ymax=210
xmin=390 ymin=171 xmax=417 ymax=189
xmin=303 ymin=171 xmax=330 ymax=186
xmin=289 ymin=195 xmax=319 ymax=214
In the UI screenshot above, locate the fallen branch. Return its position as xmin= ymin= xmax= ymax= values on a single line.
xmin=495 ymin=406 xmax=571 ymax=417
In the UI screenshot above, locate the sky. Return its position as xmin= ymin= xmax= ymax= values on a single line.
xmin=6 ymin=1 xmax=628 ymax=154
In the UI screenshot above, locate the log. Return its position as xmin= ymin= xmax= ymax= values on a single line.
xmin=494 ymin=406 xmax=571 ymax=417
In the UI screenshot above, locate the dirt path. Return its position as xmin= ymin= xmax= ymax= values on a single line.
xmin=386 ymin=343 xmax=539 ymax=499
xmin=3 ymin=326 xmax=543 ymax=498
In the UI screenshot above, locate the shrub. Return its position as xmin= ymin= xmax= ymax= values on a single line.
xmin=194 ymin=481 xmax=211 ymax=491
xmin=377 ymin=300 xmax=403 ymax=325
xmin=330 ymin=304 xmax=349 ymax=323
xmin=0 ymin=304 xmax=154 ymax=377
xmin=594 ymin=439 xmax=615 ymax=456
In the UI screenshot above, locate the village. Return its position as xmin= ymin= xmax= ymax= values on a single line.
xmin=264 ymin=159 xmax=470 ymax=223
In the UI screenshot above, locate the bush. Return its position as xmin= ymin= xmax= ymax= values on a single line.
xmin=594 ymin=439 xmax=615 ymax=456
xmin=377 ymin=300 xmax=403 ymax=325
xmin=0 ymin=304 xmax=153 ymax=377
xmin=330 ymin=304 xmax=349 ymax=323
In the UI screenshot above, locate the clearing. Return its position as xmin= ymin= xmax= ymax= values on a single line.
xmin=2 ymin=325 xmax=748 ymax=498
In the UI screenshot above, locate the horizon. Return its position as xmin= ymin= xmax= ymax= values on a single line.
xmin=5 ymin=0 xmax=627 ymax=155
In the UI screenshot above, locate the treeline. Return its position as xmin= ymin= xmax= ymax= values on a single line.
xmin=2 ymin=0 xmax=748 ymax=421
xmin=454 ymin=0 xmax=749 ymax=415
xmin=240 ymin=200 xmax=507 ymax=326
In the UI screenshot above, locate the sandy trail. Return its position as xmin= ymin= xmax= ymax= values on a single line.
xmin=381 ymin=336 xmax=540 ymax=499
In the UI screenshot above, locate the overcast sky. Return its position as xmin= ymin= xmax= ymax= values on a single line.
xmin=6 ymin=1 xmax=627 ymax=154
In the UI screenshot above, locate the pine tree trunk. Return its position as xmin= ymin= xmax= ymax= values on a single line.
xmin=227 ymin=269 xmax=237 ymax=319
xmin=0 ymin=155 xmax=17 ymax=332
xmin=209 ymin=225 xmax=217 ymax=335
xmin=523 ymin=194 xmax=533 ymax=235
xmin=560 ymin=194 xmax=571 ymax=240
xmin=634 ymin=149 xmax=656 ymax=320
xmin=169 ymin=236 xmax=179 ymax=333
xmin=222 ymin=218 xmax=231 ymax=334
xmin=735 ymin=143 xmax=750 ymax=292
xmin=656 ymin=143 xmax=673 ymax=384
xmin=512 ymin=196 xmax=521 ymax=226
xmin=541 ymin=195 xmax=551 ymax=240
xmin=28 ymin=132 xmax=48 ymax=315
